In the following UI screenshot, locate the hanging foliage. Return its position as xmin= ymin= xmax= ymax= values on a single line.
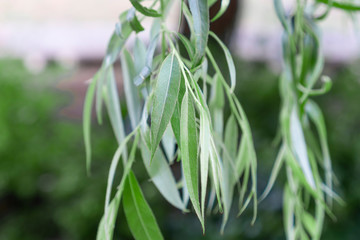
xmin=83 ymin=0 xmax=360 ymax=239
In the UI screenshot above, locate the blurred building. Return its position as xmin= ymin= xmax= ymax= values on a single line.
xmin=0 ymin=0 xmax=359 ymax=119
xmin=0 ymin=0 xmax=359 ymax=64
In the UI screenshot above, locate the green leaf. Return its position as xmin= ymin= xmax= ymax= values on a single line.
xmin=161 ymin=126 xmax=176 ymax=163
xmin=151 ymin=53 xmax=181 ymax=158
xmin=235 ymin=134 xmax=249 ymax=178
xmin=305 ymin=100 xmax=332 ymax=204
xmin=302 ymin=212 xmax=316 ymax=237
xmin=209 ymin=31 xmax=236 ymax=92
xmin=95 ymin=69 xmax=105 ymax=125
xmin=221 ymin=115 xmax=238 ymax=232
xmin=115 ymin=22 xmax=123 ymax=38
xmin=104 ymin=12 xmax=133 ymax=68
xmin=274 ymin=0 xmax=290 ymax=33
xmin=316 ymin=0 xmax=360 ymax=11
xmin=208 ymin=0 xmax=218 ymax=7
xmin=199 ymin=111 xmax=210 ymax=218
xmin=104 ymin=67 xmax=127 ymax=149
xmin=180 ymin=91 xmax=203 ymax=229
xmin=209 ymin=74 xmax=225 ymax=109
xmin=134 ymin=34 xmax=159 ymax=86
xmin=127 ymin=8 xmax=145 ymax=33
xmin=177 ymin=33 xmax=195 ymax=59
xmin=150 ymin=18 xmax=161 ymax=39
xmin=224 ymin=115 xmax=238 ymax=160
xmin=170 ymin=75 xmax=186 ymax=147
xmin=290 ymin=107 xmax=315 ymax=189
xmin=121 ymin=50 xmax=142 ymax=129
xmin=123 ymin=171 xmax=164 ymax=240
xmin=209 ymin=74 xmax=224 ymax=140
xmin=284 ymin=185 xmax=296 ymax=240
xmin=259 ymin=144 xmax=285 ymax=202
xmin=83 ymin=76 xmax=97 ymax=175
xmin=96 ymin=190 xmax=122 ymax=240
xmin=129 ymin=0 xmax=162 ymax=17
xmin=209 ymin=137 xmax=223 ymax=213
xmin=133 ymin=37 xmax=147 ymax=74
xmin=211 ymin=0 xmax=230 ymax=22
xmin=140 ymin=136 xmax=186 ymax=210
xmin=188 ymin=0 xmax=209 ymax=65
xmin=101 ymin=130 xmax=139 ymax=240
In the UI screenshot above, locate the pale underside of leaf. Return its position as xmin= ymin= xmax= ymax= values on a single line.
xmin=305 ymin=100 xmax=332 ymax=205
xmin=104 ymin=67 xmax=128 ymax=161
xmin=121 ymin=50 xmax=142 ymax=129
xmin=199 ymin=111 xmax=210 ymax=219
xmin=104 ymin=11 xmax=132 ymax=68
xmin=290 ymin=107 xmax=316 ymax=189
xmin=140 ymin=135 xmax=186 ymax=211
xmin=221 ymin=115 xmax=238 ymax=232
xmin=188 ymin=0 xmax=209 ymax=65
xmin=133 ymin=37 xmax=147 ymax=77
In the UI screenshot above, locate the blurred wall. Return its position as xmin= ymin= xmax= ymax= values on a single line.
xmin=0 ymin=0 xmax=359 ymax=63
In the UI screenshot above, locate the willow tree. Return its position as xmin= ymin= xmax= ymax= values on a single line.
xmin=83 ymin=0 xmax=359 ymax=239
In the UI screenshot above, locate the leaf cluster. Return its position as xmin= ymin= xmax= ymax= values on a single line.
xmin=83 ymin=0 xmax=257 ymax=239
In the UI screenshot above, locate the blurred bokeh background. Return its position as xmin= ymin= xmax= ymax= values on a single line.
xmin=1 ymin=0 xmax=360 ymax=239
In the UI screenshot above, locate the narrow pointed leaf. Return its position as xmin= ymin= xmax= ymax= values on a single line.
xmin=83 ymin=77 xmax=97 ymax=175
xmin=180 ymin=91 xmax=203 ymax=228
xmin=115 ymin=22 xmax=123 ymax=38
xmin=151 ymin=53 xmax=181 ymax=158
xmin=221 ymin=115 xmax=238 ymax=232
xmin=189 ymin=0 xmax=209 ymax=65
xmin=199 ymin=111 xmax=210 ymax=218
xmin=209 ymin=31 xmax=236 ymax=92
xmin=177 ymin=33 xmax=195 ymax=59
xmin=135 ymin=34 xmax=159 ymax=86
xmin=316 ymin=0 xmax=360 ymax=11
xmin=104 ymin=12 xmax=132 ymax=68
xmin=284 ymin=185 xmax=296 ymax=240
xmin=104 ymin=67 xmax=127 ymax=150
xmin=290 ymin=108 xmax=316 ymax=188
xmin=140 ymin=136 xmax=185 ymax=210
xmin=170 ymin=75 xmax=186 ymax=147
xmin=224 ymin=115 xmax=238 ymax=160
xmin=259 ymin=144 xmax=285 ymax=201
xmin=236 ymin=135 xmax=249 ymax=178
xmin=127 ymin=8 xmax=144 ymax=33
xmin=211 ymin=0 xmax=230 ymax=22
xmin=100 ymin=130 xmax=139 ymax=240
xmin=123 ymin=171 xmax=164 ymax=240
xmin=129 ymin=0 xmax=162 ymax=17
xmin=96 ymin=190 xmax=122 ymax=240
xmin=305 ymin=100 xmax=332 ymax=204
xmin=209 ymin=137 xmax=223 ymax=212
xmin=95 ymin=69 xmax=105 ymax=125
xmin=302 ymin=212 xmax=316 ymax=237
xmin=181 ymin=162 xmax=190 ymax=207
xmin=133 ymin=37 xmax=147 ymax=74
xmin=121 ymin=50 xmax=142 ymax=129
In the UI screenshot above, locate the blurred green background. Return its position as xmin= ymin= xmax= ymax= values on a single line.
xmin=0 ymin=57 xmax=359 ymax=240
